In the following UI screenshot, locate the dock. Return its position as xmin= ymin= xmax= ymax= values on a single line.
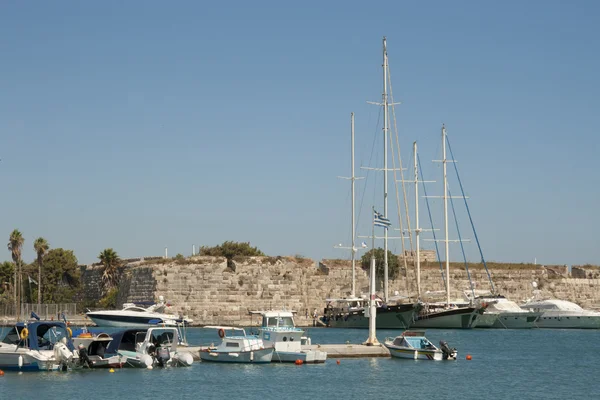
xmin=184 ymin=343 xmax=390 ymax=361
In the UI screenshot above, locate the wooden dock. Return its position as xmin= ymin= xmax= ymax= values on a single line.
xmin=185 ymin=343 xmax=390 ymax=361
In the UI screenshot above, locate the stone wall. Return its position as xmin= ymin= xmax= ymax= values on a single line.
xmin=80 ymin=257 xmax=600 ymax=325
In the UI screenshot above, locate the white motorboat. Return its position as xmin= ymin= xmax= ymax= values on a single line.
xmin=86 ymin=296 xmax=192 ymax=328
xmin=0 ymin=319 xmax=76 ymax=371
xmin=200 ymin=326 xmax=274 ymax=364
xmin=520 ymin=299 xmax=600 ymax=329
xmin=250 ymin=310 xmax=326 ymax=363
xmin=384 ymin=330 xmax=457 ymax=361
xmin=105 ymin=326 xmax=194 ymax=368
xmin=473 ymin=295 xmax=541 ymax=329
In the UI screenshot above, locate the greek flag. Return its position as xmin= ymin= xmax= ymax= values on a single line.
xmin=374 ymin=210 xmax=391 ymax=228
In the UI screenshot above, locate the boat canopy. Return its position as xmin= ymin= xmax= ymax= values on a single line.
xmin=1 ymin=321 xmax=74 ymax=351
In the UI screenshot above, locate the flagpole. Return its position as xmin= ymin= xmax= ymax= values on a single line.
xmin=365 ymin=206 xmax=378 ymax=346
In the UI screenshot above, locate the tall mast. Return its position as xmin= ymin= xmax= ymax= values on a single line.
xmin=442 ymin=124 xmax=450 ymax=307
xmin=414 ymin=141 xmax=421 ymax=297
xmin=351 ymin=112 xmax=357 ymax=298
xmin=382 ymin=36 xmax=389 ymax=303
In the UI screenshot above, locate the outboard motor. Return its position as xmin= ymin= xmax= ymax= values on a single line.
xmin=439 ymin=340 xmax=457 ymax=360
xmin=78 ymin=344 xmax=93 ymax=368
xmin=155 ymin=346 xmax=171 ymax=367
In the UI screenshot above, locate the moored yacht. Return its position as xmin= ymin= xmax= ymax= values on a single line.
xmin=322 ymin=297 xmax=420 ymax=329
xmin=520 ymin=299 xmax=600 ymax=329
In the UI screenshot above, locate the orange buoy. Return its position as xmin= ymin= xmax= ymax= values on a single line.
xmin=336 ymin=360 xmax=341 ymax=365
xmin=466 ymin=354 xmax=472 ymax=361
xmin=295 ymin=359 xmax=303 ymax=365
xmin=0 ymin=369 xmax=4 ymax=376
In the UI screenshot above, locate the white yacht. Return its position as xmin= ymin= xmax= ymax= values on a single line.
xmin=86 ymin=296 xmax=192 ymax=328
xmin=464 ymin=292 xmax=541 ymax=329
xmin=520 ymin=299 xmax=600 ymax=329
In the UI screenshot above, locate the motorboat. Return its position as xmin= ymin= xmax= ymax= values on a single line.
xmin=86 ymin=296 xmax=192 ymax=328
xmin=322 ymin=297 xmax=420 ymax=329
xmin=384 ymin=330 xmax=457 ymax=360
xmin=250 ymin=310 xmax=326 ymax=363
xmin=0 ymin=318 xmax=76 ymax=371
xmin=104 ymin=327 xmax=194 ymax=368
xmin=520 ymin=299 xmax=600 ymax=329
xmin=469 ymin=294 xmax=541 ymax=329
xmin=71 ymin=330 xmax=125 ymax=369
xmin=200 ymin=326 xmax=274 ymax=363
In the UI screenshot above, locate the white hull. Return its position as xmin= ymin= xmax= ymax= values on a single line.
xmin=534 ymin=313 xmax=600 ymax=329
xmin=475 ymin=313 xmax=498 ymax=328
xmin=386 ymin=346 xmax=443 ymax=360
xmin=0 ymin=349 xmax=65 ymax=371
xmin=490 ymin=312 xmax=541 ymax=329
xmin=412 ymin=307 xmax=480 ymax=329
xmin=200 ymin=347 xmax=274 ymax=363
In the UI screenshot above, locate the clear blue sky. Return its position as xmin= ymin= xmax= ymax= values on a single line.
xmin=1 ymin=1 xmax=598 ymax=266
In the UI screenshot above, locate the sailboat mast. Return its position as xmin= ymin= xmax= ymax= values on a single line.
xmin=414 ymin=141 xmax=421 ymax=297
xmin=442 ymin=124 xmax=450 ymax=307
xmin=351 ymin=112 xmax=356 ymax=298
xmin=382 ymin=36 xmax=389 ymax=303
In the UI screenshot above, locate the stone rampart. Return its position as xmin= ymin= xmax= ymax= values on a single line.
xmin=80 ymin=257 xmax=600 ymax=326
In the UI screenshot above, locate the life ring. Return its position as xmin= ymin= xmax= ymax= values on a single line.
xmin=20 ymin=327 xmax=29 ymax=340
xmin=218 ymin=328 xmax=225 ymax=339
xmin=66 ymin=327 xmax=73 ymax=338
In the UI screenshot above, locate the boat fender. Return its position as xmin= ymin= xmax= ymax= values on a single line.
xmin=20 ymin=328 xmax=28 ymax=341
xmin=67 ymin=327 xmax=72 ymax=338
xmin=218 ymin=328 xmax=225 ymax=339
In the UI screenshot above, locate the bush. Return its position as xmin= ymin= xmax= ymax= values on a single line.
xmin=98 ymin=288 xmax=118 ymax=309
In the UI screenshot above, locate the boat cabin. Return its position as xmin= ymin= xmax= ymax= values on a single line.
xmin=392 ymin=331 xmax=436 ymax=350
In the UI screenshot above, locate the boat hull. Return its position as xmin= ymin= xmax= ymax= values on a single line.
xmin=325 ymin=303 xmax=418 ymax=329
xmin=86 ymin=315 xmax=180 ymax=328
xmin=385 ymin=345 xmax=443 ymax=360
xmin=474 ymin=313 xmax=498 ymax=328
xmin=489 ymin=312 xmax=541 ymax=329
xmin=411 ymin=307 xmax=480 ymax=329
xmin=200 ymin=347 xmax=274 ymax=363
xmin=534 ymin=314 xmax=600 ymax=329
xmin=0 ymin=350 xmax=65 ymax=371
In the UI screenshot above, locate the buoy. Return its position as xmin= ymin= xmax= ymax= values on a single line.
xmin=336 ymin=360 xmax=341 ymax=365
xmin=466 ymin=354 xmax=472 ymax=361
xmin=295 ymin=359 xmax=303 ymax=365
xmin=109 ymin=368 xmax=115 ymax=373
xmin=0 ymin=369 xmax=4 ymax=376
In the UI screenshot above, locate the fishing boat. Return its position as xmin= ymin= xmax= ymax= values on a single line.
xmin=104 ymin=327 xmax=194 ymax=368
xmin=384 ymin=330 xmax=457 ymax=360
xmin=200 ymin=326 xmax=274 ymax=364
xmin=250 ymin=310 xmax=326 ymax=363
xmin=0 ymin=318 xmax=76 ymax=371
xmin=86 ymin=296 xmax=192 ymax=328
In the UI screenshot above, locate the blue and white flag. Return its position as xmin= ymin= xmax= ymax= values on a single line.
xmin=373 ymin=210 xmax=391 ymax=228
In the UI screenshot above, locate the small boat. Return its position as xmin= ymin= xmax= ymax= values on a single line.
xmin=384 ymin=331 xmax=457 ymax=361
xmin=86 ymin=296 xmax=193 ymax=328
xmin=250 ymin=310 xmax=326 ymax=363
xmin=0 ymin=318 xmax=76 ymax=371
xmin=200 ymin=326 xmax=274 ymax=364
xmin=72 ymin=331 xmax=125 ymax=369
xmin=105 ymin=327 xmax=194 ymax=368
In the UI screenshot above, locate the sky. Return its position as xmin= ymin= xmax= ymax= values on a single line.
xmin=1 ymin=1 xmax=599 ymax=266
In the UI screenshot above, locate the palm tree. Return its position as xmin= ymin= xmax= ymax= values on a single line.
xmin=8 ymin=229 xmax=24 ymax=318
xmin=99 ymin=248 xmax=120 ymax=294
xmin=33 ymin=237 xmax=49 ymax=306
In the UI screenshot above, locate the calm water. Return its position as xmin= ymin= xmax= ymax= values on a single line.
xmin=1 ymin=327 xmax=599 ymax=400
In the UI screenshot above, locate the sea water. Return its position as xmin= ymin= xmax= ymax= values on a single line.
xmin=1 ymin=327 xmax=599 ymax=400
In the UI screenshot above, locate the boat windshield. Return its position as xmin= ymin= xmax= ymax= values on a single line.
xmin=36 ymin=324 xmax=69 ymax=349
xmin=1 ymin=327 xmax=21 ymax=345
xmin=263 ymin=316 xmax=295 ymax=328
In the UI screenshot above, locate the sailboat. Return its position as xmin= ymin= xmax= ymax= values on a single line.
xmin=323 ymin=37 xmax=420 ymax=330
xmin=411 ymin=125 xmax=484 ymax=329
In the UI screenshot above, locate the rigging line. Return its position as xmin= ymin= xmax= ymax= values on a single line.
xmin=357 ymin=107 xmax=382 ymax=240
xmin=445 ymin=134 xmax=496 ymax=294
xmin=448 ymin=187 xmax=476 ymax=300
xmin=418 ymin=154 xmax=447 ymax=291
xmin=387 ymin=64 xmax=415 ymax=262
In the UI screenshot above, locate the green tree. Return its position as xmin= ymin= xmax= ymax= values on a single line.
xmin=99 ymin=248 xmax=120 ymax=294
xmin=200 ymin=241 xmax=265 ymax=270
xmin=41 ymin=248 xmax=81 ymax=303
xmin=8 ymin=229 xmax=24 ymax=316
xmin=360 ymin=248 xmax=400 ymax=281
xmin=33 ymin=237 xmax=49 ymax=305
xmin=0 ymin=261 xmax=15 ymax=296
